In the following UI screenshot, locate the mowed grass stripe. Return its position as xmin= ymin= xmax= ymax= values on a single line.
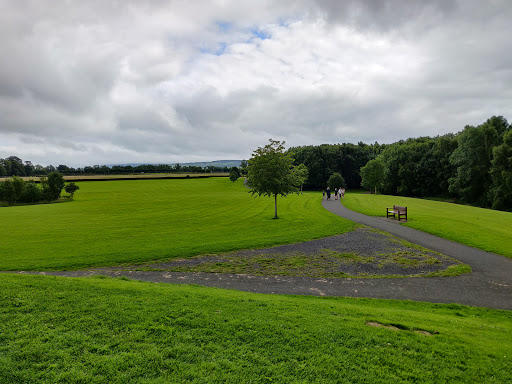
xmin=0 ymin=178 xmax=355 ymax=270
xmin=1 ymin=274 xmax=511 ymax=383
xmin=342 ymin=193 xmax=512 ymax=258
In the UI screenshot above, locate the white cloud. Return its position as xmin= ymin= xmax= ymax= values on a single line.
xmin=0 ymin=0 xmax=511 ymax=166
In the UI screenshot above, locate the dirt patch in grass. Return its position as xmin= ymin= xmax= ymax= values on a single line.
xmin=366 ymin=321 xmax=436 ymax=336
xmin=125 ymin=227 xmax=469 ymax=279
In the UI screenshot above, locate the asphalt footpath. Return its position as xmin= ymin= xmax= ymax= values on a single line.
xmin=9 ymin=199 xmax=512 ymax=310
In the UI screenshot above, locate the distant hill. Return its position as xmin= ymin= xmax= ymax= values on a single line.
xmin=109 ymin=160 xmax=242 ymax=168
xmin=180 ymin=160 xmax=242 ymax=168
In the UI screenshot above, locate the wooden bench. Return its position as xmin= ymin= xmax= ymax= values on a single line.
xmin=386 ymin=205 xmax=407 ymax=221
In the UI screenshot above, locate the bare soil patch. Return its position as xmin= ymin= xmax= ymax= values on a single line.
xmin=123 ymin=227 xmax=469 ymax=279
xmin=366 ymin=321 xmax=435 ymax=336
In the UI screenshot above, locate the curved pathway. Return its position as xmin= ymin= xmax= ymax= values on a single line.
xmin=319 ymin=199 xmax=512 ymax=310
xmin=12 ymin=199 xmax=512 ymax=310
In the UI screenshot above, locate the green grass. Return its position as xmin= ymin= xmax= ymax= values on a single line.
xmin=342 ymin=193 xmax=512 ymax=258
xmin=1 ymin=274 xmax=511 ymax=383
xmin=0 ymin=178 xmax=355 ymax=270
xmin=157 ymin=247 xmax=467 ymax=279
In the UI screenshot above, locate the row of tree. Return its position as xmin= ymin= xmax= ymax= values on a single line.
xmin=0 ymin=172 xmax=79 ymax=205
xmin=285 ymin=115 xmax=511 ymax=211
xmin=0 ymin=158 xmax=240 ymax=177
xmin=359 ymin=116 xmax=511 ymax=211
xmin=2 ymin=115 xmax=510 ymax=210
xmin=288 ymin=142 xmax=381 ymax=190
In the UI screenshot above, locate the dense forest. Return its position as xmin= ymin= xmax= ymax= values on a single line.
xmin=289 ymin=142 xmax=381 ymax=190
xmin=2 ymin=115 xmax=511 ymax=211
xmin=289 ymin=115 xmax=511 ymax=211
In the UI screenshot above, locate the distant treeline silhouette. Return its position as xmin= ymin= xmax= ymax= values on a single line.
xmin=0 ymin=159 xmax=239 ymax=177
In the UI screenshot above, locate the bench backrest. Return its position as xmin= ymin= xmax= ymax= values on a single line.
xmin=394 ymin=205 xmax=407 ymax=212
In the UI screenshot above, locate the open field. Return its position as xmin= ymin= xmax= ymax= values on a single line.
xmin=0 ymin=178 xmax=355 ymax=270
xmin=342 ymin=193 xmax=512 ymax=259
xmin=0 ymin=172 xmax=228 ymax=182
xmin=1 ymin=274 xmax=510 ymax=383
xmin=2 ymin=179 xmax=510 ymax=382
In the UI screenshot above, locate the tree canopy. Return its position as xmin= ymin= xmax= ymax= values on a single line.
xmin=0 ymin=172 xmax=74 ymax=206
xmin=357 ymin=115 xmax=511 ymax=211
xmin=360 ymin=158 xmax=385 ymax=194
xmin=229 ymin=170 xmax=239 ymax=184
xmin=247 ymin=139 xmax=308 ymax=218
xmin=327 ymin=173 xmax=346 ymax=190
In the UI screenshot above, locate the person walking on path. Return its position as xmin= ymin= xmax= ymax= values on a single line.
xmin=341 ymin=188 xmax=345 ymax=199
xmin=326 ymin=187 xmax=331 ymax=200
xmin=334 ymin=188 xmax=338 ymax=200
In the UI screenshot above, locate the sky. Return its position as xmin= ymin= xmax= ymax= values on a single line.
xmin=1 ymin=0 xmax=512 ymax=167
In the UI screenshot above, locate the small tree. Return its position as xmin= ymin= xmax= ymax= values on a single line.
xmin=0 ymin=179 xmax=17 ymax=205
xmin=240 ymin=160 xmax=248 ymax=175
xmin=229 ymin=170 xmax=239 ymax=184
xmin=327 ymin=172 xmax=346 ymax=190
xmin=11 ymin=176 xmax=25 ymax=199
xmin=247 ymin=139 xmax=308 ymax=219
xmin=65 ymin=182 xmax=80 ymax=198
xmin=41 ymin=172 xmax=65 ymax=200
xmin=20 ymin=181 xmax=42 ymax=203
xmin=360 ymin=159 xmax=385 ymax=194
xmin=229 ymin=166 xmax=241 ymax=178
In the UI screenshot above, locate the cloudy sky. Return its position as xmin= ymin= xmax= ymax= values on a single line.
xmin=1 ymin=0 xmax=511 ymax=167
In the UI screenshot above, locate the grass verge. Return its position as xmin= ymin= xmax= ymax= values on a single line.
xmin=341 ymin=193 xmax=512 ymax=258
xmin=1 ymin=274 xmax=511 ymax=383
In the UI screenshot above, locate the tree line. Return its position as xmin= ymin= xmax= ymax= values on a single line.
xmin=0 ymin=172 xmax=79 ymax=206
xmin=2 ymin=115 xmax=510 ymax=211
xmin=289 ymin=115 xmax=511 ymax=211
xmin=0 ymin=158 xmax=239 ymax=177
xmin=360 ymin=116 xmax=511 ymax=211
xmin=288 ymin=142 xmax=381 ymax=190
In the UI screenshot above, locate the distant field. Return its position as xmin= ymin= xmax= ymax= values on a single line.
xmin=0 ymin=172 xmax=228 ymax=182
xmin=1 ymin=274 xmax=510 ymax=383
xmin=342 ymin=193 xmax=512 ymax=258
xmin=0 ymin=178 xmax=355 ymax=270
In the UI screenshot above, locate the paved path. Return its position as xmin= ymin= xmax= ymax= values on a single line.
xmin=319 ymin=199 xmax=512 ymax=309
xmin=11 ymin=200 xmax=512 ymax=310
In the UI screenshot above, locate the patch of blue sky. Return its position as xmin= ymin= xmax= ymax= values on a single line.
xmin=199 ymin=42 xmax=227 ymax=56
xmin=216 ymin=21 xmax=232 ymax=32
xmin=250 ymin=27 xmax=271 ymax=41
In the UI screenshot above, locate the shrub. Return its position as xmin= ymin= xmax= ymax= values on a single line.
xmin=19 ymin=181 xmax=42 ymax=203
xmin=64 ymin=182 xmax=79 ymax=198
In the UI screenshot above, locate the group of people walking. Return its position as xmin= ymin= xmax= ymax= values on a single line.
xmin=323 ymin=187 xmax=345 ymax=200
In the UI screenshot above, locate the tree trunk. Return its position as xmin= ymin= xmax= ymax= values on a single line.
xmin=274 ymin=194 xmax=278 ymax=219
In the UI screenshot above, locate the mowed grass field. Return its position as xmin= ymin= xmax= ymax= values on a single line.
xmin=342 ymin=193 xmax=512 ymax=258
xmin=2 ymin=179 xmax=511 ymax=383
xmin=0 ymin=178 xmax=355 ymax=270
xmin=1 ymin=274 xmax=511 ymax=383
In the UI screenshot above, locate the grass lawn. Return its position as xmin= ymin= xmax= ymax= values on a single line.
xmin=0 ymin=172 xmax=228 ymax=182
xmin=0 ymin=178 xmax=355 ymax=270
xmin=341 ymin=193 xmax=512 ymax=258
xmin=1 ymin=274 xmax=511 ymax=383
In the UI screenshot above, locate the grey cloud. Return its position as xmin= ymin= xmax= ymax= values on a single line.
xmin=1 ymin=0 xmax=512 ymax=167
xmin=309 ymin=0 xmax=457 ymax=32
